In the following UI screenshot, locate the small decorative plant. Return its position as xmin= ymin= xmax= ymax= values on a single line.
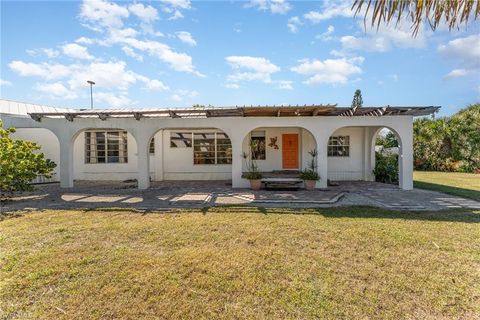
xmin=300 ymin=149 xmax=320 ymax=190
xmin=242 ymin=140 xmax=263 ymax=190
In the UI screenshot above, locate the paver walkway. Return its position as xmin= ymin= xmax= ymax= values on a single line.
xmin=1 ymin=180 xmax=479 ymax=213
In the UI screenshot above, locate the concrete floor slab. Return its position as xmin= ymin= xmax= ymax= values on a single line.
xmin=1 ymin=180 xmax=479 ymax=213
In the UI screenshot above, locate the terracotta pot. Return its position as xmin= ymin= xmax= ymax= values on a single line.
xmin=304 ymin=180 xmax=316 ymax=190
xmin=249 ymin=179 xmax=262 ymax=190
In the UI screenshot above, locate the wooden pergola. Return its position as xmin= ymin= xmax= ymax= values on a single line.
xmin=28 ymin=104 xmax=440 ymax=122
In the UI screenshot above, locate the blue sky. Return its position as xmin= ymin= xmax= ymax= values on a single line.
xmin=1 ymin=0 xmax=479 ymax=115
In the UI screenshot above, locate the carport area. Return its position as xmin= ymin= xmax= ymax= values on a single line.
xmin=1 ymin=180 xmax=479 ymax=213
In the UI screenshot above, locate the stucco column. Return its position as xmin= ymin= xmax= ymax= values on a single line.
xmin=131 ymin=129 xmax=153 ymax=189
xmin=316 ymin=137 xmax=328 ymax=189
xmin=399 ymin=125 xmax=413 ymax=190
xmin=153 ymin=130 xmax=164 ymax=181
xmin=364 ymin=127 xmax=379 ymax=181
xmin=58 ymin=134 xmax=74 ymax=188
xmin=230 ymin=134 xmax=248 ymax=188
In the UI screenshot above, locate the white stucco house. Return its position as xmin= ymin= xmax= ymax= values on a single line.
xmin=0 ymin=99 xmax=439 ymax=190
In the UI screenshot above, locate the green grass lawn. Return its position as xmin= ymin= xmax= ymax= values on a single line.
xmin=414 ymin=171 xmax=480 ymax=201
xmin=1 ymin=207 xmax=479 ymax=319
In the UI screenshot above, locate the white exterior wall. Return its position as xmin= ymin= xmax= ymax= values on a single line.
xmin=72 ymin=131 xmax=154 ymax=181
xmin=11 ymin=128 xmax=60 ymax=181
xmin=327 ymin=127 xmax=366 ymax=181
xmin=241 ymin=127 xmax=316 ymax=172
xmin=160 ymin=129 xmax=232 ymax=180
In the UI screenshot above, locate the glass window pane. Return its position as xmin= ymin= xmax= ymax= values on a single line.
xmin=170 ymin=132 xmax=192 ymax=148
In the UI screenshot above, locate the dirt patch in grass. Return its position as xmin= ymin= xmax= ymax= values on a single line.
xmin=1 ymin=207 xmax=479 ymax=319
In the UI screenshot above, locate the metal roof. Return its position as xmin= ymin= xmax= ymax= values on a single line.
xmin=0 ymin=99 xmax=75 ymax=116
xmin=26 ymin=104 xmax=440 ymax=122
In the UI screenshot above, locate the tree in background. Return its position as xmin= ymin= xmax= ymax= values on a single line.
xmin=376 ymin=130 xmax=399 ymax=148
xmin=352 ymin=0 xmax=479 ymax=36
xmin=351 ymin=89 xmax=363 ymax=109
xmin=413 ymin=104 xmax=479 ymax=172
xmin=0 ymin=121 xmax=56 ymax=199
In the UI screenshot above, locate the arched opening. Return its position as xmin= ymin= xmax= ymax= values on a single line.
xmin=71 ymin=128 xmax=138 ymax=182
xmin=372 ymin=127 xmax=402 ymax=185
xmin=240 ymin=126 xmax=317 ymax=179
xmin=147 ymin=127 xmax=233 ymax=182
xmin=11 ymin=128 xmax=60 ymax=183
xmin=326 ymin=125 xmax=403 ymax=188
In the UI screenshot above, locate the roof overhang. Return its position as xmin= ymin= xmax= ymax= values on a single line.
xmin=28 ymin=104 xmax=440 ymax=122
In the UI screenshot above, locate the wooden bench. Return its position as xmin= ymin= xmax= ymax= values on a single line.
xmin=261 ymin=177 xmax=303 ymax=190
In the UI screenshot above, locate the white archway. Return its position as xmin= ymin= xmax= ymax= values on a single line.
xmin=325 ymin=125 xmax=408 ymax=189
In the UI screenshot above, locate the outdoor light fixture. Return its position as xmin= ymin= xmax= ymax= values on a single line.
xmin=87 ymin=80 xmax=95 ymax=110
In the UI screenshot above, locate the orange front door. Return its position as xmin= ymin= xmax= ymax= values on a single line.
xmin=282 ymin=134 xmax=299 ymax=169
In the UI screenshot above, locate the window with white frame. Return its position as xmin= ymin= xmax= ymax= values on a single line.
xmin=328 ymin=136 xmax=350 ymax=157
xmin=193 ymin=132 xmax=232 ymax=165
xmin=85 ymin=130 xmax=128 ymax=164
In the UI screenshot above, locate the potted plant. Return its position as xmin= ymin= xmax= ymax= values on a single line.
xmin=300 ymin=149 xmax=320 ymax=190
xmin=242 ymin=141 xmax=263 ymax=190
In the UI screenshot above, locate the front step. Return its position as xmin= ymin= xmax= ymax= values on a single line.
xmin=261 ymin=177 xmax=303 ymax=190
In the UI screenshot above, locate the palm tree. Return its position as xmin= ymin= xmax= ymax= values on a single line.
xmin=352 ymin=0 xmax=480 ymax=36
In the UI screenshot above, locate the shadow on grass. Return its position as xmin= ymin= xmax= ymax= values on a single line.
xmin=414 ymin=181 xmax=480 ymax=201
xmin=313 ymin=206 xmax=480 ymax=223
xmin=199 ymin=205 xmax=480 ymax=223
xmin=2 ymin=205 xmax=479 ymax=224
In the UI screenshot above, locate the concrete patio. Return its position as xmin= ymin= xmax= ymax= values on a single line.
xmin=1 ymin=180 xmax=479 ymax=213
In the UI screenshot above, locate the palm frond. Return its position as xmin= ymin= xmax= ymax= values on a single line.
xmin=352 ymin=0 xmax=479 ymax=36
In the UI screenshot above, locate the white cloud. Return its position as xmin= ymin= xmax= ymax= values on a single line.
xmin=26 ymin=48 xmax=60 ymax=58
xmin=0 ymin=79 xmax=12 ymax=86
xmin=303 ymin=0 xmax=353 ymax=23
xmin=62 ymin=43 xmax=94 ymax=60
xmin=438 ymin=35 xmax=480 ymax=65
xmin=225 ymin=83 xmax=240 ymax=89
xmin=171 ymin=94 xmax=182 ymax=101
xmin=170 ymin=89 xmax=198 ymax=102
xmin=67 ymin=61 xmax=139 ymax=91
xmin=11 ymin=59 xmax=169 ymax=100
xmin=118 ymin=37 xmax=204 ymax=76
xmin=9 ymin=61 xmax=72 ymax=80
xmin=444 ymin=69 xmax=470 ymax=79
xmin=122 ymin=46 xmax=143 ymax=61
xmin=34 ymin=82 xmax=78 ymax=100
xmin=226 ymin=56 xmax=280 ymax=84
xmin=438 ymin=35 xmax=480 ymax=79
xmin=287 ymin=16 xmax=302 ymax=33
xmin=161 ymin=0 xmax=191 ymax=9
xmin=161 ymin=0 xmax=190 ymax=19
xmin=291 ymin=56 xmax=364 ymax=85
xmin=79 ymin=0 xmax=202 ymax=76
xmin=315 ymin=25 xmax=335 ymax=41
xmin=277 ymin=80 xmax=293 ymax=90
xmin=391 ymin=74 xmax=399 ymax=81
xmin=168 ymin=10 xmax=184 ymax=20
xmin=95 ymin=92 xmax=131 ymax=107
xmin=75 ymin=37 xmax=95 ymax=45
xmin=80 ymin=0 xmax=130 ymax=30
xmin=176 ymin=31 xmax=197 ymax=46
xmin=144 ymin=79 xmax=170 ymax=91
xmin=128 ymin=3 xmax=158 ymax=23
xmin=246 ymin=0 xmax=292 ymax=14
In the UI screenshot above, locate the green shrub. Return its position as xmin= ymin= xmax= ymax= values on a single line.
xmin=0 ymin=121 xmax=56 ymax=198
xmin=300 ymin=169 xmax=320 ymax=181
xmin=300 ymin=149 xmax=320 ymax=181
xmin=373 ymin=152 xmax=398 ymax=184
